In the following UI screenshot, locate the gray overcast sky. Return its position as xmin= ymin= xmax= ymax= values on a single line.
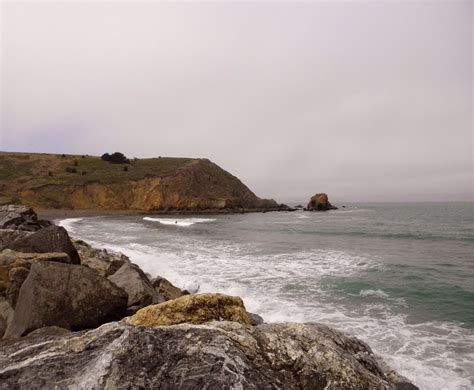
xmin=1 ymin=1 xmax=472 ymax=202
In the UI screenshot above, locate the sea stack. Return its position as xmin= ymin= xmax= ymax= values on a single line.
xmin=306 ymin=193 xmax=338 ymax=211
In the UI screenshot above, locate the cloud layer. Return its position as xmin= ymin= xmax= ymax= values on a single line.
xmin=1 ymin=2 xmax=472 ymax=201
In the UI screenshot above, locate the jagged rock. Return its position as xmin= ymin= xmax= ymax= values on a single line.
xmin=0 ymin=250 xmax=71 ymax=296
xmin=6 ymin=267 xmax=29 ymax=307
xmin=108 ymin=263 xmax=161 ymax=309
xmin=0 ymin=320 xmax=417 ymax=389
xmin=4 ymin=261 xmax=128 ymax=338
xmin=75 ymin=240 xmax=129 ymax=276
xmin=0 ymin=297 xmax=13 ymax=338
xmin=81 ymin=250 xmax=127 ymax=277
xmin=0 ymin=229 xmax=31 ymax=251
xmin=7 ymin=226 xmax=81 ymax=264
xmin=0 ymin=204 xmax=52 ymax=232
xmin=248 ymin=312 xmax=264 ymax=325
xmin=127 ymin=293 xmax=251 ymax=327
xmin=151 ymin=275 xmax=186 ymax=301
xmin=307 ymin=193 xmax=338 ymax=211
xmin=277 ymin=203 xmax=296 ymax=211
xmin=0 ymin=205 xmax=36 ymax=229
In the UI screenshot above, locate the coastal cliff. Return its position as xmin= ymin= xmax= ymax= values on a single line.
xmin=0 ymin=152 xmax=278 ymax=212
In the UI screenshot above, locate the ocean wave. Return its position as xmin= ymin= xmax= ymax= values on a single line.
xmin=359 ymin=289 xmax=390 ymax=299
xmin=143 ymin=217 xmax=216 ymax=227
xmin=111 ymin=242 xmax=473 ymax=389
xmin=359 ymin=289 xmax=407 ymax=307
xmin=57 ymin=217 xmax=83 ymax=233
xmin=301 ymin=229 xmax=474 ymax=243
xmin=58 ymin=215 xmax=474 ymax=390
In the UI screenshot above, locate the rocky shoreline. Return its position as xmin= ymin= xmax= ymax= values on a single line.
xmin=0 ymin=205 xmax=418 ymax=389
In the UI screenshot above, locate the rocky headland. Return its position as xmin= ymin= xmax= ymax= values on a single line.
xmin=0 ymin=204 xmax=418 ymax=389
xmin=0 ymin=152 xmax=287 ymax=213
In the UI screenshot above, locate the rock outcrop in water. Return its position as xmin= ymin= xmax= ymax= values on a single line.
xmin=306 ymin=193 xmax=338 ymax=211
xmin=0 ymin=205 xmax=418 ymax=389
xmin=0 ymin=152 xmax=280 ymax=213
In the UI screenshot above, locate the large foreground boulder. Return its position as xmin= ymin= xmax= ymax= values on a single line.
xmin=306 ymin=193 xmax=338 ymax=211
xmin=4 ymin=261 xmax=128 ymax=338
xmin=0 ymin=204 xmax=52 ymax=232
xmin=0 ymin=320 xmax=417 ymax=389
xmin=127 ymin=293 xmax=251 ymax=327
xmin=7 ymin=226 xmax=81 ymax=264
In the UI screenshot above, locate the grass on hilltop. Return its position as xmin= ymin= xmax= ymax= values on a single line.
xmin=0 ymin=152 xmax=195 ymax=204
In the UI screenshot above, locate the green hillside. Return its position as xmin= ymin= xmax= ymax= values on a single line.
xmin=0 ymin=152 xmax=277 ymax=211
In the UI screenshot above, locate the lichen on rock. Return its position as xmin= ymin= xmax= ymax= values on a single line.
xmin=126 ymin=293 xmax=251 ymax=327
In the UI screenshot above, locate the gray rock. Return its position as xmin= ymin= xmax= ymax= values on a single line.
xmin=248 ymin=312 xmax=264 ymax=325
xmin=0 ymin=297 xmax=13 ymax=338
xmin=0 ymin=205 xmax=36 ymax=229
xmin=75 ymin=240 xmax=129 ymax=276
xmin=0 ymin=204 xmax=52 ymax=232
xmin=151 ymin=275 xmax=186 ymax=301
xmin=4 ymin=261 xmax=128 ymax=338
xmin=0 ymin=229 xmax=31 ymax=251
xmin=8 ymin=226 xmax=81 ymax=264
xmin=0 ymin=249 xmax=71 ymax=267
xmin=6 ymin=266 xmax=29 ymax=307
xmin=0 ymin=320 xmax=417 ymax=389
xmin=0 ymin=250 xmax=71 ymax=298
xmin=108 ymin=262 xmax=161 ymax=309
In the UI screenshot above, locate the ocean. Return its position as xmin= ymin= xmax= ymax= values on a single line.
xmin=58 ymin=202 xmax=474 ymax=390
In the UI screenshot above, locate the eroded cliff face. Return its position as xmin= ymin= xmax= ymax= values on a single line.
xmin=10 ymin=158 xmax=278 ymax=212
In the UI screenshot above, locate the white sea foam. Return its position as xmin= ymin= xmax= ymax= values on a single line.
xmin=143 ymin=217 xmax=216 ymax=227
xmin=360 ymin=289 xmax=390 ymax=299
xmin=57 ymin=218 xmax=83 ymax=233
xmin=296 ymin=214 xmax=309 ymax=219
xmin=59 ymin=216 xmax=474 ymax=390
